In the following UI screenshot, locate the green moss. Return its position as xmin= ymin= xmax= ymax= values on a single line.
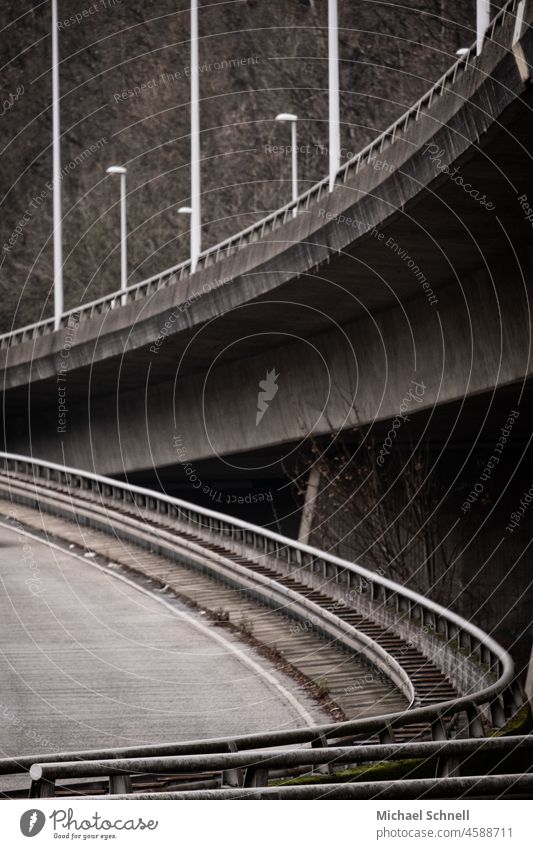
xmin=272 ymin=706 xmax=533 ymax=787
xmin=270 ymin=758 xmax=430 ymax=786
xmin=492 ymin=703 xmax=532 ymax=737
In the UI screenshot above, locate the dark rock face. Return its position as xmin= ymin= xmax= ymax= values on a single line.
xmin=0 ymin=1 xmax=482 ymax=329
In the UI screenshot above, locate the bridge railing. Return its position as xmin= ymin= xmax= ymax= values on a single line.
xmin=0 ymin=451 xmax=521 ymax=747
xmin=0 ymin=0 xmax=523 ymax=352
xmin=25 ymin=736 xmax=533 ymax=798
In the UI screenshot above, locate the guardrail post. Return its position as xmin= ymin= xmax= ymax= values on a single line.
xmin=109 ymin=771 xmax=132 ymax=794
xmin=490 ymin=696 xmax=507 ymax=729
xmin=436 ymin=753 xmax=461 ymax=779
xmin=221 ymin=741 xmax=244 ymax=788
xmin=108 ymin=752 xmax=132 ymax=794
xmin=243 ymin=765 xmax=269 ymax=787
xmin=510 ymin=678 xmax=526 ymax=709
xmin=466 ymin=705 xmax=485 ymax=738
xmin=379 ymin=724 xmax=395 ymax=744
xmin=30 ymin=776 xmax=55 ymax=798
xmin=430 ymin=716 xmax=447 ymax=741
xmin=311 ymin=733 xmax=332 ymax=775
xmin=503 ymin=682 xmax=523 ymax=717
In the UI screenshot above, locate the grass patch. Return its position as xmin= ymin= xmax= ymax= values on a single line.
xmin=272 ymin=706 xmax=533 ymax=786
xmin=271 ymin=758 xmax=430 ymax=786
xmin=492 ymin=703 xmax=532 ymax=737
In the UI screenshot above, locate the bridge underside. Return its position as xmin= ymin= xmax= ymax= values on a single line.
xmin=118 ymin=378 xmax=533 ymax=674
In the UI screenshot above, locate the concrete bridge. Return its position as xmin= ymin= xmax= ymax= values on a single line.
xmin=0 ymin=452 xmax=526 ymax=799
xmin=1 ymin=0 xmax=532 ymax=480
xmin=0 ymin=0 xmax=532 ymax=801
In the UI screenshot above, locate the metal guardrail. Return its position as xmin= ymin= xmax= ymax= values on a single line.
xmin=26 ymin=736 xmax=533 ymax=797
xmin=0 ymin=451 xmax=522 ymax=780
xmin=0 ymin=0 xmax=523 ymax=352
xmin=100 ymin=774 xmax=533 ymax=799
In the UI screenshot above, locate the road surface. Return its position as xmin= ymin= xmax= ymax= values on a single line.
xmin=0 ymin=521 xmax=328 ymax=759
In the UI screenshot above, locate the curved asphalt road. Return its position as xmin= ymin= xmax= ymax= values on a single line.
xmin=0 ymin=523 xmax=328 ymax=758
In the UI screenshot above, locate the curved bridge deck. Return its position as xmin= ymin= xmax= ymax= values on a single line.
xmin=0 ymin=465 xmax=482 ymax=733
xmin=0 ymin=454 xmax=523 ymax=798
xmin=0 ymin=520 xmax=335 ymax=761
xmin=0 ymin=499 xmax=412 ymax=776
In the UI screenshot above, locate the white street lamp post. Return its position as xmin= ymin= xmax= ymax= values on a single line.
xmin=275 ymin=113 xmax=298 ymax=216
xmin=51 ymin=0 xmax=63 ymax=330
xmin=106 ymin=166 xmax=128 ymax=305
xmin=477 ymin=0 xmax=490 ymax=56
xmin=328 ymin=0 xmax=341 ymax=192
xmin=190 ymin=0 xmax=201 ymax=273
xmin=178 ymin=206 xmax=192 ymax=264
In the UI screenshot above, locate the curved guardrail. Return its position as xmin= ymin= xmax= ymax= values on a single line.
xmin=24 ymin=736 xmax=533 ymax=798
xmin=0 ymin=451 xmax=521 ymax=758
xmin=98 ymin=774 xmax=533 ymax=800
xmin=0 ymin=0 xmax=523 ymax=351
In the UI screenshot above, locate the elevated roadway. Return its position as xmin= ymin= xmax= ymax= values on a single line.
xmin=0 ymin=519 xmax=334 ymax=762
xmin=1 ymin=0 xmax=532 ymax=476
xmin=0 ymin=452 xmax=526 ymax=799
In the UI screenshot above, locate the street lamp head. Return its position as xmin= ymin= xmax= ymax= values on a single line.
xmin=106 ymin=165 xmax=127 ymax=175
xmin=178 ymin=206 xmax=192 ymax=214
xmin=275 ymin=112 xmax=298 ymax=123
xmin=456 ymin=48 xmax=469 ymax=57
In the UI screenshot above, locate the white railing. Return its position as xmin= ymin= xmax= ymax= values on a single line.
xmin=0 ymin=0 xmax=523 ymax=352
